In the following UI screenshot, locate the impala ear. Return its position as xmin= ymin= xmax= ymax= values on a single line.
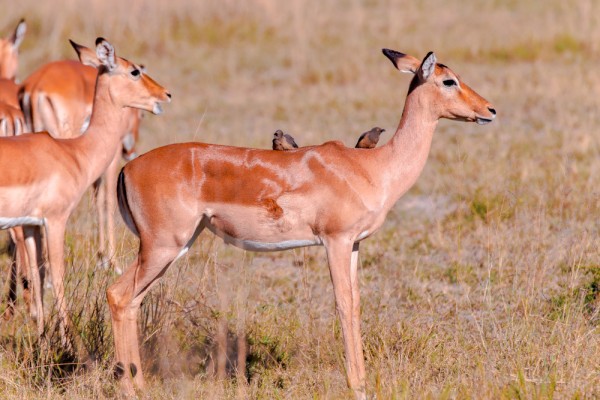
xmin=95 ymin=37 xmax=117 ymax=71
xmin=382 ymin=48 xmax=421 ymax=74
xmin=418 ymin=51 xmax=436 ymax=81
xmin=69 ymin=39 xmax=101 ymax=68
xmin=9 ymin=19 xmax=26 ymax=49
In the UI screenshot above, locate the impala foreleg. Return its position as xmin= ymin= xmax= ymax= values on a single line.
xmin=23 ymin=226 xmax=44 ymax=336
xmin=350 ymin=242 xmax=365 ymax=392
xmin=325 ymin=238 xmax=366 ymax=400
xmin=44 ymin=220 xmax=71 ymax=347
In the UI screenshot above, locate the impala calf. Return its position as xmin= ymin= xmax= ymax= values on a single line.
xmin=0 ymin=38 xmax=170 ymax=345
xmin=108 ymin=49 xmax=495 ymax=398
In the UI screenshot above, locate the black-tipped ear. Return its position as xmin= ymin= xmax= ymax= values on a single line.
xmin=10 ymin=19 xmax=26 ymax=48
xmin=69 ymin=39 xmax=101 ymax=68
xmin=69 ymin=39 xmax=84 ymax=57
xmin=95 ymin=38 xmax=117 ymax=71
xmin=418 ymin=51 xmax=436 ymax=81
xmin=382 ymin=48 xmax=420 ymax=74
xmin=382 ymin=49 xmax=404 ymax=69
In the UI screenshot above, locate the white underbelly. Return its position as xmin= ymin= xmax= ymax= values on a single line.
xmin=0 ymin=216 xmax=45 ymax=229
xmin=206 ymin=222 xmax=322 ymax=252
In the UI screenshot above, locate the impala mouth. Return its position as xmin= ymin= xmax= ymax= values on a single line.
xmin=152 ymin=102 xmax=163 ymax=115
xmin=476 ymin=116 xmax=494 ymax=125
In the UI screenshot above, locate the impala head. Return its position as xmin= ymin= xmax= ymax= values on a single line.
xmin=70 ymin=38 xmax=171 ymax=115
xmin=382 ymin=48 xmax=496 ymax=125
xmin=0 ymin=19 xmax=26 ymax=80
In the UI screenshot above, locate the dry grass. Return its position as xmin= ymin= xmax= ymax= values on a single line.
xmin=0 ymin=0 xmax=599 ymax=399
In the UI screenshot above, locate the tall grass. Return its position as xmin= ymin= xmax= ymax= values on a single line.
xmin=0 ymin=0 xmax=599 ymax=398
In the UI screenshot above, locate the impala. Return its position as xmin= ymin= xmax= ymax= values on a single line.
xmin=0 ymin=38 xmax=170 ymax=343
xmin=108 ymin=49 xmax=495 ymax=397
xmin=19 ymin=56 xmax=143 ymax=271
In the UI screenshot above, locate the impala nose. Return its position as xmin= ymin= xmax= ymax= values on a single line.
xmin=166 ymin=92 xmax=172 ymax=101
xmin=488 ymin=107 xmax=496 ymax=116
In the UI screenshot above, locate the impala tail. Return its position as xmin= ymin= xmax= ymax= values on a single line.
xmin=17 ymin=87 xmax=32 ymax=132
xmin=117 ymin=168 xmax=139 ymax=237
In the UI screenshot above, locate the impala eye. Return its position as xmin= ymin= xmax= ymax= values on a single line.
xmin=443 ymin=79 xmax=457 ymax=87
xmin=131 ymin=69 xmax=140 ymax=77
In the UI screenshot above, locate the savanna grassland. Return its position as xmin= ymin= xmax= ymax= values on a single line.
xmin=1 ymin=0 xmax=599 ymax=398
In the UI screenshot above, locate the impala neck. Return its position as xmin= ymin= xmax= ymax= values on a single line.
xmin=69 ymin=73 xmax=125 ymax=186
xmin=379 ymin=84 xmax=439 ymax=209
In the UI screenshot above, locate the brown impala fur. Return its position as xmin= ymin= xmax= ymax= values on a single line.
xmin=108 ymin=49 xmax=495 ymax=398
xmin=19 ymin=59 xmax=143 ymax=271
xmin=0 ymin=38 xmax=170 ymax=344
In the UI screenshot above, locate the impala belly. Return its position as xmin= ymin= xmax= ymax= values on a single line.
xmin=0 ymin=217 xmax=45 ymax=229
xmin=202 ymin=202 xmax=321 ymax=252
xmin=0 ymin=216 xmax=45 ymax=229
xmin=205 ymin=221 xmax=322 ymax=251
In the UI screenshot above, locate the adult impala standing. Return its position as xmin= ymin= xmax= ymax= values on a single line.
xmin=108 ymin=49 xmax=495 ymax=398
xmin=0 ymin=38 xmax=170 ymax=344
xmin=19 ymin=54 xmax=143 ymax=271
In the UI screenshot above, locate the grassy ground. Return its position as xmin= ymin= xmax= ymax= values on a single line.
xmin=0 ymin=0 xmax=599 ymax=398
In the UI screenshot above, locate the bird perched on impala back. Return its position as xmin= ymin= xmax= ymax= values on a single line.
xmin=272 ymin=129 xmax=299 ymax=150
xmin=355 ymin=127 xmax=385 ymax=149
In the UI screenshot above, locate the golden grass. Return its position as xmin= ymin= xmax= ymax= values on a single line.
xmin=0 ymin=0 xmax=599 ymax=398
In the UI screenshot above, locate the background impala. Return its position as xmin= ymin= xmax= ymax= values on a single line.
xmin=0 ymin=1 xmax=599 ymax=399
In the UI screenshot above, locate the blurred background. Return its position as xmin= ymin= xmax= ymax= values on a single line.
xmin=0 ymin=1 xmax=599 ymax=399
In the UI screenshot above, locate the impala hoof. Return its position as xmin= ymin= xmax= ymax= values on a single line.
xmin=129 ymin=363 xmax=137 ymax=377
xmin=114 ymin=361 xmax=125 ymax=380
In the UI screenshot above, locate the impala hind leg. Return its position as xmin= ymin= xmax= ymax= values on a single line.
xmin=325 ymin=238 xmax=366 ymax=400
xmin=107 ymin=244 xmax=183 ymax=395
